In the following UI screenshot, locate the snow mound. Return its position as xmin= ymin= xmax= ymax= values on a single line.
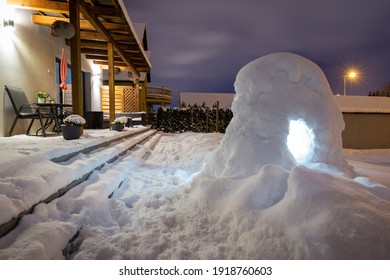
xmin=202 ymin=52 xmax=351 ymax=179
xmin=187 ymin=164 xmax=390 ymax=259
xmin=186 ymin=53 xmax=390 ymax=259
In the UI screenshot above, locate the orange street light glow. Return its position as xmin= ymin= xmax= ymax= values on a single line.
xmin=344 ymin=70 xmax=359 ymax=95
xmin=348 ymin=71 xmax=357 ymax=79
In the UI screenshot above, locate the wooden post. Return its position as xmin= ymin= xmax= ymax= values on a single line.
xmin=69 ymin=0 xmax=83 ymax=116
xmin=107 ymin=42 xmax=115 ymax=125
xmin=216 ymin=99 xmax=220 ymax=132
xmin=206 ymin=108 xmax=209 ymax=133
xmin=138 ymin=80 xmax=146 ymax=112
xmin=135 ymin=74 xmax=140 ymax=112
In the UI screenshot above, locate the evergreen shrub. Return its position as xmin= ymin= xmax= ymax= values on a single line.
xmin=151 ymin=104 xmax=233 ymax=133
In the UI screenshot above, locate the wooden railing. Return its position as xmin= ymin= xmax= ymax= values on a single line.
xmin=146 ymin=86 xmax=172 ymax=103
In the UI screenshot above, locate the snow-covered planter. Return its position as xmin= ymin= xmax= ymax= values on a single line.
xmin=114 ymin=116 xmax=128 ymax=125
xmin=63 ymin=114 xmax=86 ymax=126
xmin=61 ymin=114 xmax=86 ymax=140
xmin=111 ymin=123 xmax=124 ymax=132
xmin=111 ymin=116 xmax=128 ymax=132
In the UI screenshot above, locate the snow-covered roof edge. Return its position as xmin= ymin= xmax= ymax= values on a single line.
xmin=179 ymin=92 xmax=390 ymax=113
xmin=334 ymin=96 xmax=390 ymax=113
xmin=133 ymin=23 xmax=151 ymax=61
xmin=117 ymin=0 xmax=151 ymax=70
xmin=133 ymin=23 xmax=146 ymax=42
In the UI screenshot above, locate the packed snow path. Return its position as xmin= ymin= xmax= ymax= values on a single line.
xmin=1 ymin=132 xmax=390 ymax=259
xmin=0 ymin=127 xmax=156 ymax=237
xmin=0 ymin=133 xmax=223 ymax=259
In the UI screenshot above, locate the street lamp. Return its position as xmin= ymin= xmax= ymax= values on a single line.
xmin=343 ymin=70 xmax=358 ymax=96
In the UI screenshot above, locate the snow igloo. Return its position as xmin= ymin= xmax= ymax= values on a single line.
xmin=186 ymin=52 xmax=390 ymax=259
xmin=203 ymin=52 xmax=351 ymax=179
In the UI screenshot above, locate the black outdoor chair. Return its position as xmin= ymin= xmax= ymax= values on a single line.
xmin=5 ymin=85 xmax=58 ymax=137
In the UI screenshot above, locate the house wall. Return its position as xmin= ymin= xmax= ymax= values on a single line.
xmin=342 ymin=113 xmax=390 ymax=149
xmin=0 ymin=7 xmax=101 ymax=136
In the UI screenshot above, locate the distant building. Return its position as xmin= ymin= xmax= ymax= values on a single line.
xmin=179 ymin=92 xmax=235 ymax=109
xmin=334 ymin=96 xmax=390 ymax=149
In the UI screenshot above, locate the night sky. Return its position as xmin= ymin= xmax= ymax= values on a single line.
xmin=125 ymin=0 xmax=390 ymax=104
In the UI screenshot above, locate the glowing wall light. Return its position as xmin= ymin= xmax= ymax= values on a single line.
xmin=287 ymin=119 xmax=315 ymax=164
xmin=3 ymin=19 xmax=14 ymax=27
xmin=1 ymin=0 xmax=15 ymax=28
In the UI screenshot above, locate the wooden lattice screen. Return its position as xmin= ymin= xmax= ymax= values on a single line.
xmin=101 ymin=86 xmax=136 ymax=113
xmin=123 ymin=87 xmax=136 ymax=112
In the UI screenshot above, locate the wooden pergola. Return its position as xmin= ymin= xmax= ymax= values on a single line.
xmin=8 ymin=0 xmax=151 ymax=123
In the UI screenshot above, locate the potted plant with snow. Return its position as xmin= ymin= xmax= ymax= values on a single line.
xmin=61 ymin=114 xmax=86 ymax=140
xmin=36 ymin=91 xmax=48 ymax=103
xmin=111 ymin=116 xmax=128 ymax=131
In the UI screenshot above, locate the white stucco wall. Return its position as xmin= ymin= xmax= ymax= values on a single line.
xmin=0 ymin=6 xmax=101 ymax=136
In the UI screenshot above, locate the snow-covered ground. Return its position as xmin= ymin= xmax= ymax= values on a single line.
xmin=0 ymin=130 xmax=389 ymax=259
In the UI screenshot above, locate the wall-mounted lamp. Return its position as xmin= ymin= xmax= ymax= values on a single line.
xmin=51 ymin=20 xmax=74 ymax=38
xmin=3 ymin=19 xmax=14 ymax=28
xmin=114 ymin=67 xmax=121 ymax=75
xmin=1 ymin=0 xmax=16 ymax=29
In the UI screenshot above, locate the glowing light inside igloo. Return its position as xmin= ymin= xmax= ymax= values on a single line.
xmin=287 ymin=119 xmax=315 ymax=164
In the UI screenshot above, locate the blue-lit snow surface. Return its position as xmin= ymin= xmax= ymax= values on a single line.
xmin=0 ymin=131 xmax=390 ymax=259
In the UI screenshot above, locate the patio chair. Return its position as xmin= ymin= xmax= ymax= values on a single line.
xmin=5 ymin=85 xmax=58 ymax=137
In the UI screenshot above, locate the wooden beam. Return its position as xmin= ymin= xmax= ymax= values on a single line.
xmin=93 ymin=60 xmax=128 ymax=68
xmin=77 ymin=40 xmax=139 ymax=51
xmin=80 ymin=30 xmax=136 ymax=43
xmin=32 ymin=14 xmax=94 ymax=30
xmin=80 ymin=48 xmax=108 ymax=55
xmin=69 ymin=0 xmax=83 ymax=116
xmin=9 ymin=0 xmax=122 ymax=17
xmin=107 ymin=42 xmax=116 ymax=125
xmin=80 ymin=30 xmax=105 ymax=41
xmin=86 ymin=54 xmax=123 ymax=62
xmin=99 ymin=65 xmax=131 ymax=72
xmin=94 ymin=61 xmax=148 ymax=72
xmin=80 ymin=40 xmax=108 ymax=49
xmin=123 ymin=50 xmax=142 ymax=54
xmin=78 ymin=0 xmax=139 ymax=74
xmin=8 ymin=0 xmax=69 ymax=14
xmin=111 ymin=34 xmax=137 ymax=43
xmin=66 ymin=39 xmax=108 ymax=49
xmin=32 ymin=14 xmax=127 ymax=31
xmin=80 ymin=4 xmax=122 ymax=18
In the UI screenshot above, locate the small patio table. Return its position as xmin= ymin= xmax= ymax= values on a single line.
xmin=33 ymin=103 xmax=73 ymax=135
